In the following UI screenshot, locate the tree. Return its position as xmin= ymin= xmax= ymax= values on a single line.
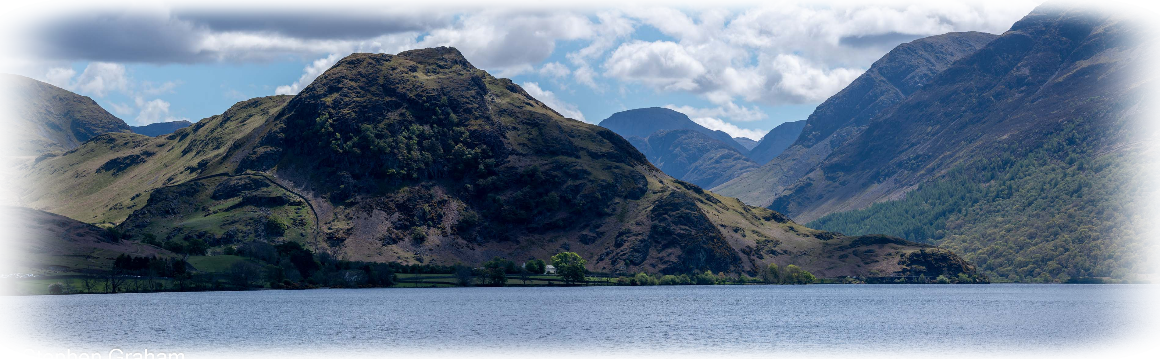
xmin=454 ymin=264 xmax=474 ymax=287
xmin=761 ymin=263 xmax=782 ymax=284
xmin=551 ymin=252 xmax=587 ymax=285
xmin=482 ymin=257 xmax=513 ymax=286
xmin=761 ymin=263 xmax=815 ymax=284
xmin=229 ymin=261 xmax=262 ymax=289
xmin=784 ymin=265 xmax=815 ymax=284
xmin=524 ymin=259 xmax=546 ymax=274
xmin=184 ymin=238 xmax=209 ymax=256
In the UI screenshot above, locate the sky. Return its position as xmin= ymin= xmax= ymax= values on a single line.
xmin=3 ymin=0 xmax=1043 ymax=139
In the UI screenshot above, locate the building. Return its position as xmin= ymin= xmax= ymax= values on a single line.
xmin=544 ymin=265 xmax=557 ymax=275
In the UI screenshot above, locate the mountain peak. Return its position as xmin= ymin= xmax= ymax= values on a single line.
xmin=396 ymin=46 xmax=475 ymax=69
xmin=4 ymin=74 xmax=131 ymax=155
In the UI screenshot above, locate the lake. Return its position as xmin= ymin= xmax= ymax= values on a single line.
xmin=5 ymin=284 xmax=1157 ymax=358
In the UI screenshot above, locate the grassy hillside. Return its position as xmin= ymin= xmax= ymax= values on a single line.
xmin=23 ymin=95 xmax=291 ymax=225
xmin=4 ymin=74 xmax=131 ymax=156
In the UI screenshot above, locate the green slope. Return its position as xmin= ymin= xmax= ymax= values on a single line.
xmin=808 ymin=118 xmax=1150 ymax=282
xmin=23 ymin=95 xmax=291 ymax=225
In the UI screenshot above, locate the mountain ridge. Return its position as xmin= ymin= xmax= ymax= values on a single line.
xmin=713 ymin=31 xmax=1000 ymax=207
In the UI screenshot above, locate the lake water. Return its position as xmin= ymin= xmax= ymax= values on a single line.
xmin=6 ymin=284 xmax=1157 ymax=358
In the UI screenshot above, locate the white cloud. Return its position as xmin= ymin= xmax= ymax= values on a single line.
xmin=133 ymin=97 xmax=187 ymax=126
xmin=604 ymin=40 xmax=706 ymax=91
xmin=276 ymin=53 xmax=342 ymax=95
xmin=67 ymin=62 xmax=129 ymax=97
xmin=539 ymin=62 xmax=571 ymax=79
xmin=688 ymin=117 xmax=767 ymax=141
xmin=521 ymin=82 xmax=586 ymax=122
xmin=417 ymin=11 xmax=596 ymax=70
xmin=48 ymin=62 xmax=130 ymax=98
xmin=108 ymin=102 xmax=134 ymax=116
xmin=141 ymin=80 xmax=180 ymax=96
xmin=756 ymin=54 xmax=864 ymax=103
xmin=44 ymin=62 xmax=191 ymax=124
xmin=573 ymin=65 xmax=599 ymax=91
xmin=664 ymin=102 xmax=768 ymax=123
xmin=44 ymin=67 xmax=76 ymax=88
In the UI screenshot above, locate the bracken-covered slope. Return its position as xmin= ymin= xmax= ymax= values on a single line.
xmin=1 ymin=206 xmax=174 ymax=276
xmin=713 ymin=32 xmax=998 ymax=206
xmin=4 ymin=75 xmax=131 ymax=156
xmin=27 ymin=48 xmax=974 ymax=278
xmin=801 ymin=6 xmax=1155 ymax=282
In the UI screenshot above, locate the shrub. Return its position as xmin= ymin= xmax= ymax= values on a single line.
xmin=47 ymin=282 xmax=65 ymax=295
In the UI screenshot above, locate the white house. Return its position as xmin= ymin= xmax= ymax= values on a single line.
xmin=544 ymin=265 xmax=557 ymax=275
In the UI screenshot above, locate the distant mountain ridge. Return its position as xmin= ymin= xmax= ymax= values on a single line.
xmin=733 ymin=137 xmax=759 ymax=151
xmin=713 ymin=31 xmax=1000 ymax=207
xmin=4 ymin=74 xmax=131 ymax=156
xmin=633 ymin=129 xmax=760 ymax=188
xmin=598 ymin=107 xmax=760 ymax=188
xmin=747 ymin=120 xmax=807 ymax=165
xmin=131 ymin=120 xmax=193 ymax=137
xmin=599 ymin=107 xmax=749 ymax=154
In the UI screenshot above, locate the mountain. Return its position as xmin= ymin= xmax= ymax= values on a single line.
xmin=599 ymin=107 xmax=749 ymax=154
xmin=598 ymin=107 xmax=759 ymax=188
xmin=747 ymin=120 xmax=806 ymax=164
xmin=732 ymin=5 xmax=1153 ymax=282
xmin=23 ymin=47 xmax=974 ymax=278
xmin=713 ymin=31 xmax=999 ymax=206
xmin=131 ymin=120 xmax=193 ymax=137
xmin=3 ymin=75 xmax=131 ymax=156
xmin=634 ymin=129 xmax=759 ymax=188
xmin=1 ymin=206 xmax=174 ymax=276
xmin=733 ymin=137 xmax=758 ymax=151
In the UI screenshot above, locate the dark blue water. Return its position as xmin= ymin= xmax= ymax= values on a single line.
xmin=8 ymin=284 xmax=1152 ymax=357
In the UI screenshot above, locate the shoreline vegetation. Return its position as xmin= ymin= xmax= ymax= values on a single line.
xmin=7 ymin=247 xmax=996 ymax=296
